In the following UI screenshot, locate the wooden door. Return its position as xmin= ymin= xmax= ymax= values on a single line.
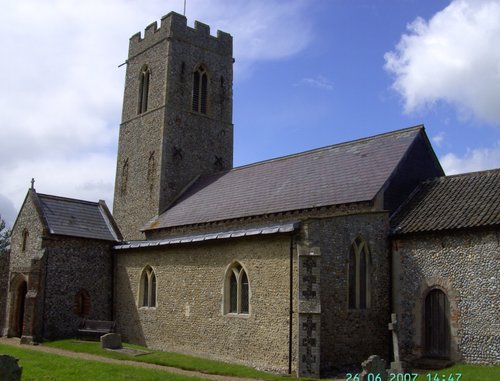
xmin=424 ymin=289 xmax=450 ymax=358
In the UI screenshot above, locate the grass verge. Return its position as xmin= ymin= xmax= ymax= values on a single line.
xmin=0 ymin=343 xmax=205 ymax=381
xmin=421 ymin=363 xmax=500 ymax=381
xmin=44 ymin=339 xmax=294 ymax=381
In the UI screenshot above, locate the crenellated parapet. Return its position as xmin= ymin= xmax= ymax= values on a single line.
xmin=128 ymin=11 xmax=232 ymax=58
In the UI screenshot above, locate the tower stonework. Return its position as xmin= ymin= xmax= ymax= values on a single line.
xmin=113 ymin=12 xmax=234 ymax=240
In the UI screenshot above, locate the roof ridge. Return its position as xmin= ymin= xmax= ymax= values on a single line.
xmin=422 ymin=168 xmax=500 ymax=185
xmin=228 ymin=124 xmax=425 ymax=173
xmin=37 ymin=193 xmax=100 ymax=206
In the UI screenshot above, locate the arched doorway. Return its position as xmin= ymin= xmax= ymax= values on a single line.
xmin=10 ymin=278 xmax=27 ymax=337
xmin=424 ymin=288 xmax=450 ymax=358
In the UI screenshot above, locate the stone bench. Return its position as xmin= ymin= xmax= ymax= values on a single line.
xmin=78 ymin=319 xmax=115 ymax=339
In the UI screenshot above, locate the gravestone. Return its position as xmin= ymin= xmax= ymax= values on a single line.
xmin=0 ymin=354 xmax=22 ymax=381
xmin=360 ymin=355 xmax=387 ymax=381
xmin=100 ymin=333 xmax=122 ymax=349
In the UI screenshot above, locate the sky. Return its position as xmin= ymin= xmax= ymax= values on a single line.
xmin=1 ymin=0 xmax=499 ymax=227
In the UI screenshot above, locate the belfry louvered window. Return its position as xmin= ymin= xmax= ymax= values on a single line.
xmin=348 ymin=236 xmax=371 ymax=309
xmin=138 ymin=65 xmax=150 ymax=114
xmin=192 ymin=65 xmax=208 ymax=114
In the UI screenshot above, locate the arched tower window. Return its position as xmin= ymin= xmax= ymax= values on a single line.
xmin=348 ymin=236 xmax=371 ymax=309
xmin=138 ymin=65 xmax=151 ymax=114
xmin=120 ymin=159 xmax=129 ymax=196
xmin=192 ymin=65 xmax=208 ymax=114
xmin=139 ymin=265 xmax=156 ymax=308
xmin=225 ymin=262 xmax=249 ymax=315
xmin=74 ymin=289 xmax=91 ymax=317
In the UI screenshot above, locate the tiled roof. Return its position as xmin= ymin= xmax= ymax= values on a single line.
xmin=391 ymin=169 xmax=500 ymax=235
xmin=37 ymin=193 xmax=120 ymax=241
xmin=146 ymin=126 xmax=426 ymax=230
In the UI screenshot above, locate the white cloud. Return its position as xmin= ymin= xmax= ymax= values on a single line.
xmin=185 ymin=0 xmax=313 ymax=78
xmin=384 ymin=0 xmax=500 ymax=125
xmin=440 ymin=141 xmax=500 ymax=175
xmin=295 ymin=75 xmax=334 ymax=90
xmin=0 ymin=0 xmax=313 ymax=217
xmin=431 ymin=132 xmax=446 ymax=148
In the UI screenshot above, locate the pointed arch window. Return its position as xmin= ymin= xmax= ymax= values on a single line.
xmin=139 ymin=265 xmax=156 ymax=308
xmin=120 ymin=159 xmax=129 ymax=196
xmin=192 ymin=65 xmax=208 ymax=114
xmin=225 ymin=262 xmax=249 ymax=315
xmin=21 ymin=229 xmax=29 ymax=252
xmin=138 ymin=65 xmax=151 ymax=114
xmin=348 ymin=236 xmax=371 ymax=309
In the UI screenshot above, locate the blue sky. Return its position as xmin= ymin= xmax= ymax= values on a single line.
xmin=1 ymin=0 xmax=499 ymax=226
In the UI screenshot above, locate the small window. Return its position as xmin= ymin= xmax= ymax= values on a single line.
xmin=348 ymin=236 xmax=371 ymax=309
xmin=138 ymin=65 xmax=151 ymax=114
xmin=120 ymin=159 xmax=129 ymax=196
xmin=192 ymin=65 xmax=208 ymax=114
xmin=225 ymin=262 xmax=250 ymax=315
xmin=74 ymin=289 xmax=91 ymax=317
xmin=21 ymin=229 xmax=29 ymax=252
xmin=139 ymin=265 xmax=156 ymax=308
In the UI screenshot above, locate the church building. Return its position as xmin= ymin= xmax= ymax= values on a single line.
xmin=1 ymin=12 xmax=498 ymax=377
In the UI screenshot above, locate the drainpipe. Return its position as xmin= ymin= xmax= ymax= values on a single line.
xmin=288 ymin=234 xmax=294 ymax=375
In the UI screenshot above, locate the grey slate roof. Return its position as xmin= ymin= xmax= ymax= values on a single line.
xmin=116 ymin=222 xmax=298 ymax=250
xmin=391 ymin=169 xmax=500 ymax=235
xmin=37 ymin=193 xmax=120 ymax=241
xmin=146 ymin=126 xmax=426 ymax=230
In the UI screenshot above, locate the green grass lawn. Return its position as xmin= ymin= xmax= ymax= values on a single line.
xmin=420 ymin=363 xmax=500 ymax=381
xmin=44 ymin=339 xmax=293 ymax=381
xmin=6 ymin=339 xmax=499 ymax=381
xmin=0 ymin=343 xmax=206 ymax=381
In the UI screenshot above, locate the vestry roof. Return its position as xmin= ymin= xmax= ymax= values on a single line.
xmin=391 ymin=169 xmax=500 ymax=235
xmin=36 ymin=193 xmax=120 ymax=241
xmin=146 ymin=126 xmax=428 ymax=230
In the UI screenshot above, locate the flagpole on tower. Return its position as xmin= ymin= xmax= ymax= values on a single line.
xmin=183 ymin=0 xmax=187 ymax=16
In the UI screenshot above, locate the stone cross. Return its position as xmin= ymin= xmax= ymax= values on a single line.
xmin=388 ymin=313 xmax=405 ymax=373
xmin=30 ymin=178 xmax=35 ymax=190
xmin=388 ymin=313 xmax=400 ymax=362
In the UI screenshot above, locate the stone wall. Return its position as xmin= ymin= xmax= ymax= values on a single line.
xmin=42 ymin=236 xmax=114 ymax=339
xmin=113 ymin=11 xmax=233 ymax=240
xmin=8 ymin=191 xmax=45 ymax=273
xmin=4 ymin=191 xmax=45 ymax=336
xmin=306 ymin=212 xmax=391 ymax=373
xmin=114 ymin=233 xmax=297 ymax=373
xmin=392 ymin=228 xmax=499 ymax=364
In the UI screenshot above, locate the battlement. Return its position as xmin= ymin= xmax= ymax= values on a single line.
xmin=128 ymin=12 xmax=232 ymax=58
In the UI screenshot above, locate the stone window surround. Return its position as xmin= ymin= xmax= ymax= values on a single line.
xmin=138 ymin=65 xmax=151 ymax=115
xmin=138 ymin=265 xmax=157 ymax=309
xmin=192 ymin=64 xmax=209 ymax=115
xmin=74 ymin=288 xmax=91 ymax=317
xmin=223 ymin=261 xmax=250 ymax=317
xmin=347 ymin=235 xmax=372 ymax=310
xmin=21 ymin=229 xmax=29 ymax=252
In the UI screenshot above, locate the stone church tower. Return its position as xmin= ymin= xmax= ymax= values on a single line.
xmin=113 ymin=12 xmax=234 ymax=240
